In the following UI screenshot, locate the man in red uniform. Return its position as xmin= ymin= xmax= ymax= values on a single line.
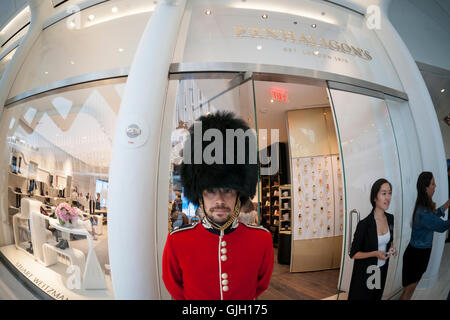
xmin=162 ymin=111 xmax=274 ymax=300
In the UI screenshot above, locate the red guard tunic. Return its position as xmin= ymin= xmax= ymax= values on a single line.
xmin=162 ymin=218 xmax=274 ymax=300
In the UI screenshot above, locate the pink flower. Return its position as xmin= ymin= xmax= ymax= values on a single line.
xmin=56 ymin=202 xmax=78 ymax=223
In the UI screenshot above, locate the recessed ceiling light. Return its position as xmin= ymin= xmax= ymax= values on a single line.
xmin=314 ymin=51 xmax=319 ymax=55
xmin=311 ymin=24 xmax=317 ymax=28
xmin=118 ymin=48 xmax=124 ymax=52
xmin=88 ymin=14 xmax=95 ymax=21
xmin=44 ymin=71 xmax=49 ymax=74
xmin=256 ymin=45 xmax=262 ymax=50
xmin=112 ymin=7 xmax=118 ymax=13
xmin=205 ymin=9 xmax=212 ymax=15
xmin=270 ymin=99 xmax=274 ymax=103
xmin=70 ymin=61 xmax=75 ymax=65
xmin=293 ymin=21 xmax=298 ymax=25
xmin=441 ymin=89 xmax=446 ymax=93
xmin=262 ymin=14 xmax=268 ymax=19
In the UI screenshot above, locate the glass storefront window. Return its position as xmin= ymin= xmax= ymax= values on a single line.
xmin=0 ymin=78 xmax=125 ymax=299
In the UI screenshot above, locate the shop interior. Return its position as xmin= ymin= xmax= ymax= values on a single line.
xmin=168 ymin=76 xmax=345 ymax=299
xmin=0 ymin=80 xmax=124 ymax=299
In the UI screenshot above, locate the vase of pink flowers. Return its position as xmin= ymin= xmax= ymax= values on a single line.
xmin=55 ymin=202 xmax=78 ymax=228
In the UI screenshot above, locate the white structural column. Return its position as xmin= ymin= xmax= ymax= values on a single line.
xmin=107 ymin=0 xmax=187 ymax=299
xmin=371 ymin=0 xmax=448 ymax=289
xmin=0 ymin=0 xmax=52 ymax=246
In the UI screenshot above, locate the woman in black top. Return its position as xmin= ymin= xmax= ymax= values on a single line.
xmin=348 ymin=178 xmax=398 ymax=300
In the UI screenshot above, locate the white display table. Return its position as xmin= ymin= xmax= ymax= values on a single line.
xmin=46 ymin=218 xmax=107 ymax=290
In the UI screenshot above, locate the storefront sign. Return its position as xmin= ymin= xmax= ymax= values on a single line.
xmin=15 ymin=262 xmax=69 ymax=300
xmin=234 ymin=26 xmax=373 ymax=61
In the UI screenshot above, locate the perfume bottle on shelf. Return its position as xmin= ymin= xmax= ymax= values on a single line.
xmin=305 ymin=179 xmax=309 ymax=187
xmin=305 ymin=220 xmax=310 ymax=228
xmin=326 ymin=183 xmax=330 ymax=192
xmin=320 ymin=206 xmax=324 ymax=214
xmin=305 ymin=206 xmax=310 ymax=214
xmin=313 ymin=212 xmax=317 ymax=220
xmin=313 ymin=227 xmax=317 ymax=234
xmin=340 ymin=224 xmax=343 ymax=232
xmin=298 ymin=173 xmax=301 ymax=182
xmin=312 ymin=198 xmax=317 ymax=207
xmin=296 ymin=159 xmax=300 ymax=167
xmin=320 ymin=219 xmax=324 ymax=227
xmin=325 ymin=170 xmax=329 ymax=178
xmin=312 ymin=171 xmax=316 ymax=180
xmin=298 ymin=227 xmax=302 ymax=235
xmin=310 ymin=157 xmax=314 ymax=166
xmin=312 ymin=185 xmax=316 ymax=194
xmin=298 ymin=200 xmax=302 ymax=208
xmin=304 ymin=165 xmax=308 ymax=174
xmin=324 ymin=156 xmax=328 ymax=166
xmin=298 ymin=213 xmax=302 ymax=222
xmin=319 ymin=191 xmax=323 ymax=200
xmin=305 ymin=193 xmax=310 ymax=202
xmin=298 ymin=186 xmax=302 ymax=193
xmin=327 ymin=225 xmax=331 ymax=233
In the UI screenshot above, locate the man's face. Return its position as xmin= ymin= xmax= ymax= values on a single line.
xmin=202 ymin=188 xmax=238 ymax=225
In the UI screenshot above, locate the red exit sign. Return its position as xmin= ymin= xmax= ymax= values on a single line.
xmin=270 ymin=88 xmax=288 ymax=102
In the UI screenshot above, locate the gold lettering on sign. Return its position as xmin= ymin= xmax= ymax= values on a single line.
xmin=328 ymin=40 xmax=341 ymax=51
xmin=351 ymin=46 xmax=363 ymax=57
xmin=297 ymin=33 xmax=310 ymax=45
xmin=264 ymin=28 xmax=279 ymax=39
xmin=340 ymin=43 xmax=352 ymax=54
xmin=318 ymin=37 xmax=328 ymax=48
xmin=281 ymin=29 xmax=296 ymax=42
xmin=249 ymin=27 xmax=262 ymax=37
xmin=235 ymin=25 xmax=247 ymax=36
xmin=234 ymin=25 xmax=373 ymax=61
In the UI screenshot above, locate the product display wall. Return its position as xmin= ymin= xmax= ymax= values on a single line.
xmin=292 ymin=155 xmax=344 ymax=240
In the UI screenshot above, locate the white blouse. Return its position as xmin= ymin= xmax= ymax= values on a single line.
xmin=377 ymin=230 xmax=390 ymax=267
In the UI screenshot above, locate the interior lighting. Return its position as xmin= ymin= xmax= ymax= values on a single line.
xmin=88 ymin=15 xmax=95 ymax=21
xmin=112 ymin=7 xmax=118 ymax=13
xmin=441 ymin=89 xmax=446 ymax=93
xmin=262 ymin=14 xmax=268 ymax=19
xmin=205 ymin=9 xmax=212 ymax=15
xmin=231 ymin=3 xmax=336 ymax=24
xmin=311 ymin=24 xmax=317 ymax=28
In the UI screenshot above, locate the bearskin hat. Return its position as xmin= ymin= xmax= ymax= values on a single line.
xmin=180 ymin=111 xmax=258 ymax=206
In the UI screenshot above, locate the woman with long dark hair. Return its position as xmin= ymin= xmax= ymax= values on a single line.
xmin=400 ymin=171 xmax=450 ymax=300
xmin=348 ymin=178 xmax=397 ymax=300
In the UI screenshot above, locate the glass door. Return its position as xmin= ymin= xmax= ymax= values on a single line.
xmin=158 ymin=72 xmax=258 ymax=299
xmin=327 ymin=87 xmax=403 ymax=299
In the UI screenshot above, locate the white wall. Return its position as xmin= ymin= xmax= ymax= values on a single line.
xmin=388 ymin=0 xmax=450 ymax=71
xmin=0 ymin=0 xmax=28 ymax=32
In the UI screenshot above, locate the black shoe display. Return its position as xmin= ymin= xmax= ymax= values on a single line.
xmin=26 ymin=242 xmax=33 ymax=254
xmin=55 ymin=240 xmax=65 ymax=249
xmin=59 ymin=240 xmax=69 ymax=250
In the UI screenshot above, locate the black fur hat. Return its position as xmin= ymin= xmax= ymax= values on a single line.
xmin=180 ymin=111 xmax=258 ymax=206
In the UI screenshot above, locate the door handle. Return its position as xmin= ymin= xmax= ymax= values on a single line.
xmin=348 ymin=209 xmax=360 ymax=253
